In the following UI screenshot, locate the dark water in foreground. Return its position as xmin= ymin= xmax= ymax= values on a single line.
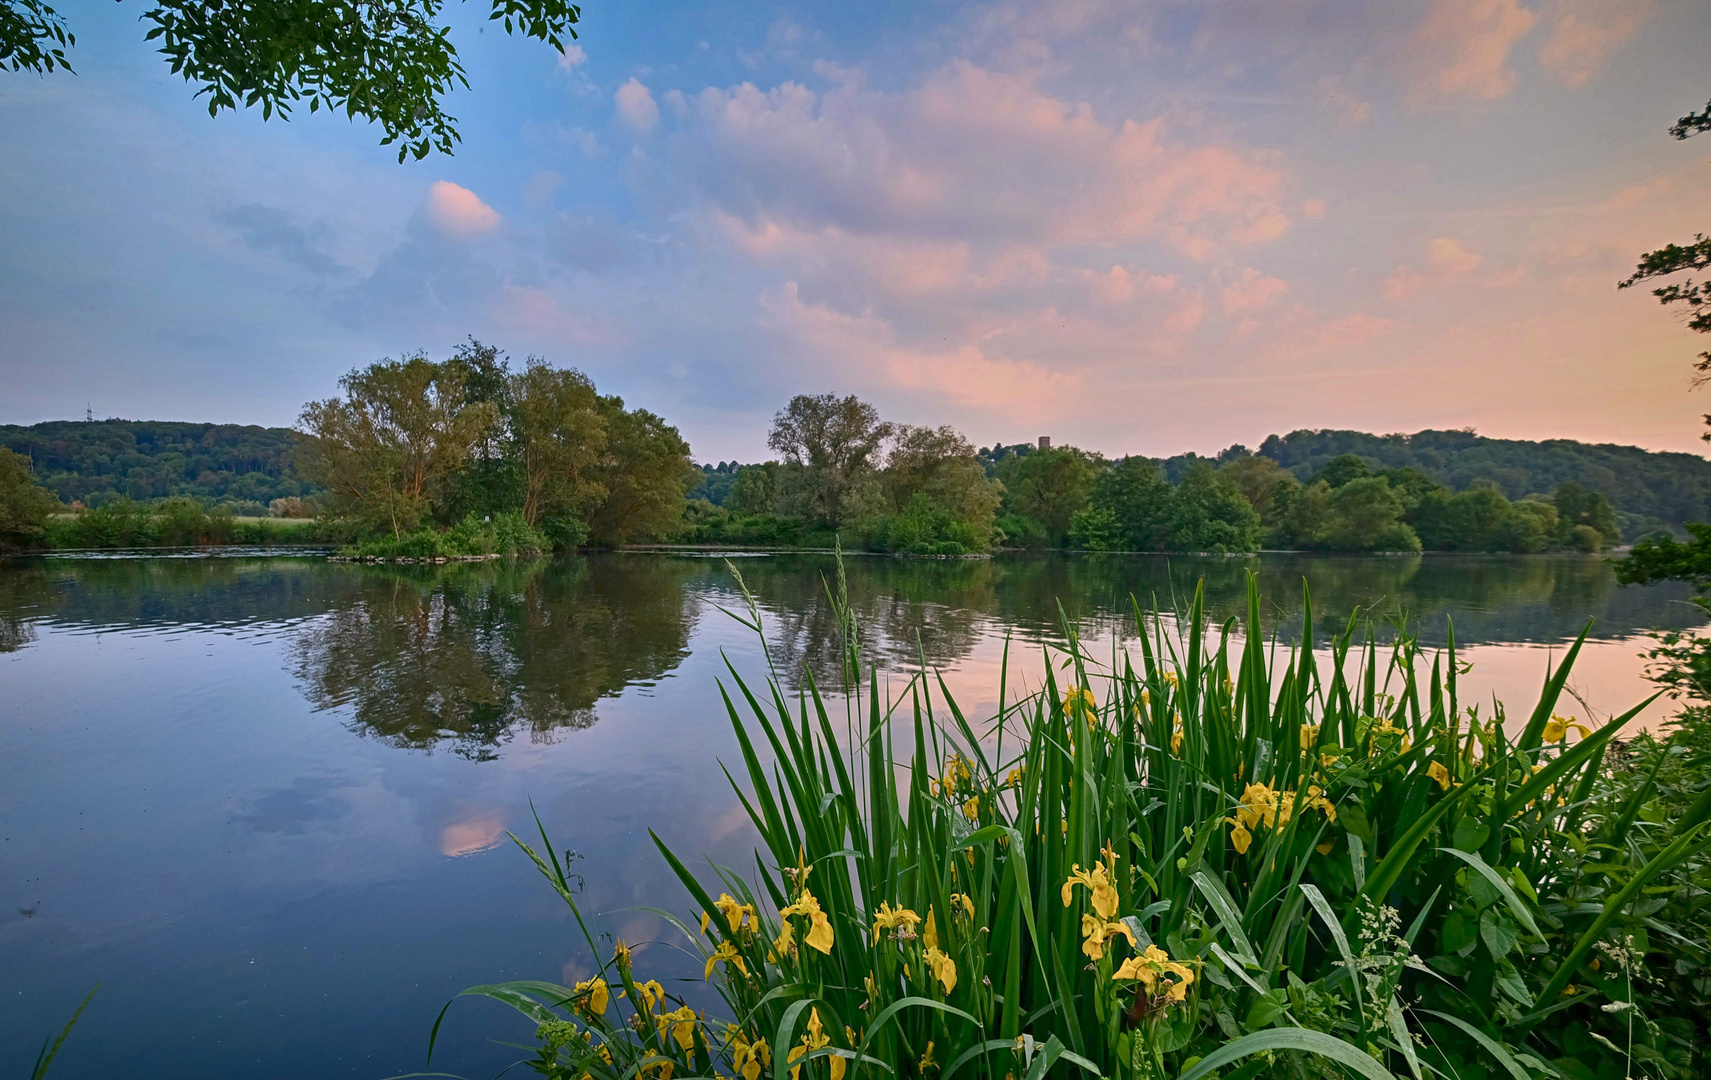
xmin=0 ymin=552 xmax=1701 ymax=1078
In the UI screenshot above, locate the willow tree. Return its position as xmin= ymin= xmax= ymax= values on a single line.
xmin=297 ymin=354 xmax=498 ymax=536
xmin=508 ymin=360 xmax=606 ymax=531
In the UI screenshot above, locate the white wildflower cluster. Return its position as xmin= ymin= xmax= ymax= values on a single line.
xmin=1595 ymin=936 xmax=1660 ymax=987
xmin=1339 ymin=899 xmax=1425 ymax=1029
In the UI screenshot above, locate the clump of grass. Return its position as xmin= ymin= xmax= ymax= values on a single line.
xmin=340 ymin=511 xmax=550 ymax=559
xmin=434 ymin=570 xmax=1710 ymax=1080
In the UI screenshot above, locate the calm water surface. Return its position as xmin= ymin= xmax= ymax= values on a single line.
xmin=0 ymin=552 xmax=1701 ymax=1078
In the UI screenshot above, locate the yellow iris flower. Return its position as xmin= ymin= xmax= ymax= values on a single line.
xmin=780 ymin=890 xmax=835 ymax=954
xmin=1079 ymin=913 xmax=1137 ymax=960
xmin=1063 ymin=686 xmax=1097 ymax=719
xmin=1428 ymin=760 xmax=1453 ymax=790
xmin=963 ymin=796 xmax=980 ymax=823
xmin=1543 ymin=713 xmax=1591 ymax=742
xmin=661 ymin=1005 xmax=699 ymax=1051
xmin=1112 ymin=944 xmax=1196 ymax=1003
xmin=714 ymin=893 xmax=758 ymax=934
xmin=787 ymin=1007 xmax=843 ymax=1080
xmin=572 ymin=977 xmax=609 ymax=1017
xmin=1227 ymin=816 xmax=1252 ymax=854
xmin=704 ymin=940 xmax=747 ymax=980
xmin=1236 ymin=782 xmax=1278 ymax=830
xmin=923 ymin=946 xmax=958 ymax=994
xmin=1061 ymin=859 xmax=1118 ymax=920
xmin=727 ymin=1029 xmax=771 ymax=1080
xmin=1300 ymin=724 xmax=1320 ymax=751
xmin=871 ymin=901 xmax=921 ymax=943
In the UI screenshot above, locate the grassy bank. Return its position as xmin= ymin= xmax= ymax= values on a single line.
xmin=39 ymin=500 xmax=344 ymax=549
xmin=435 ymin=570 xmax=1709 ymax=1080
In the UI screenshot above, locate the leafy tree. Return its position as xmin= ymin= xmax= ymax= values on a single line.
xmin=725 ymin=462 xmax=781 ymax=516
xmin=1550 ymin=480 xmax=1620 ymax=548
xmin=767 ymin=394 xmax=892 ymax=528
xmin=1067 ymin=506 xmax=1124 ymax=551
xmin=508 ymin=360 xmax=606 ymax=529
xmin=1 ymin=0 xmax=582 ymax=161
xmin=1313 ymin=453 xmax=1371 ymax=488
xmin=1217 ymin=454 xmax=1297 ymax=522
xmin=883 ymin=425 xmax=1002 ymax=547
xmin=1619 ymin=96 xmax=1711 ymax=411
xmin=1273 ymin=479 xmax=1332 ymax=549
xmin=0 ymin=447 xmax=59 ymax=548
xmin=583 ymin=397 xmax=695 ymax=546
xmin=1085 ymin=456 xmax=1174 ymax=550
xmin=1617 ymin=522 xmax=1711 ymax=600
xmin=1410 ymin=485 xmax=1519 ymax=552
xmin=998 ymin=447 xmax=1098 ymax=546
xmin=1326 ymin=477 xmax=1418 ymax=551
xmin=441 ymin=338 xmax=522 ymax=521
xmin=1166 ymin=463 xmax=1260 ymax=553
xmin=298 ymin=354 xmax=499 ymax=536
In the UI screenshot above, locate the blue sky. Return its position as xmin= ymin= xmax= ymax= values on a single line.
xmin=2 ymin=0 xmax=1709 ymax=462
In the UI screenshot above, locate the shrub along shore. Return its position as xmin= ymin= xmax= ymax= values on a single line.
xmin=427 ymin=571 xmax=1709 ymax=1080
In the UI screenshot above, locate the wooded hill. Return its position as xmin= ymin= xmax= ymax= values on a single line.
xmin=0 ymin=420 xmax=316 ymax=511
xmin=1151 ymin=428 xmax=1711 ymax=536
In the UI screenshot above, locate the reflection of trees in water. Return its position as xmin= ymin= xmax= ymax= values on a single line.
xmin=0 ymin=557 xmax=342 ymax=642
xmin=976 ymin=554 xmax=1702 ymax=647
xmin=288 ymin=558 xmax=698 ymax=759
xmin=673 ymin=553 xmax=1704 ymax=683
xmin=676 ymin=555 xmax=1001 ymax=688
xmin=0 ymin=563 xmax=57 ymax=652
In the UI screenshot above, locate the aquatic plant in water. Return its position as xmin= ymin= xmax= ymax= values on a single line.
xmin=428 ymin=568 xmax=1711 ymax=1080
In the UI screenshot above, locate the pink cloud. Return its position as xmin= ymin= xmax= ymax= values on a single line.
xmin=1221 ymin=267 xmax=1289 ymax=316
xmin=424 ymin=180 xmax=500 ymax=239
xmin=1404 ymin=0 xmax=1538 ymax=104
xmin=678 ymin=62 xmax=1291 ymax=254
xmin=615 ymin=78 xmax=660 ymax=134
xmin=1385 ymin=238 xmax=1484 ymax=299
xmin=1540 ymin=0 xmax=1651 ymax=89
xmin=1427 ymin=238 xmax=1483 ymax=276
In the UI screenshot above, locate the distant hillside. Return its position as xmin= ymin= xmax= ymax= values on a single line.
xmin=1244 ymin=429 xmax=1711 ymax=534
xmin=1 ymin=420 xmax=317 ymax=509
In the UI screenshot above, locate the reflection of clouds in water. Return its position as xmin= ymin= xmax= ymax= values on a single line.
xmin=440 ymin=810 xmax=507 ymax=857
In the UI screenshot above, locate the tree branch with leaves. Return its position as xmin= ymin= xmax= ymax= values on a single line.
xmin=1 ymin=0 xmax=580 ymax=161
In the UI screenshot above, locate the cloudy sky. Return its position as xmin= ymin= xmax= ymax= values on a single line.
xmin=2 ymin=0 xmax=1709 ymax=461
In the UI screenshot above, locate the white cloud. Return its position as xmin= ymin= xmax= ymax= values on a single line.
xmin=557 ymin=44 xmax=587 ymax=70
xmin=615 ymin=78 xmax=660 ymax=134
xmin=423 ymin=180 xmax=500 ymax=239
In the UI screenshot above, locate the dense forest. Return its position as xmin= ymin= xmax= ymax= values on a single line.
xmin=0 ymin=420 xmax=316 ymax=513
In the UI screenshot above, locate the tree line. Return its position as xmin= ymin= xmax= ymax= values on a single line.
xmin=690 ymin=404 xmax=1626 ymax=555
xmin=0 ymin=373 xmax=1673 ymax=556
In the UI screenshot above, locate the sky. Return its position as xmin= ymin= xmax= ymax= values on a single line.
xmin=2 ymin=0 xmax=1710 ymax=463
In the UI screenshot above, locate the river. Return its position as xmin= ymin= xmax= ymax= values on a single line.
xmin=0 ymin=551 xmax=1701 ymax=1077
